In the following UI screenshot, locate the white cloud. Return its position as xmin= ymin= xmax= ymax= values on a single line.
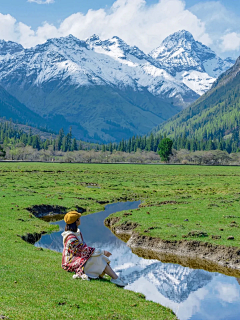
xmin=0 ymin=13 xmax=18 ymax=41
xmin=216 ymin=283 xmax=240 ymax=303
xmin=28 ymin=0 xmax=54 ymax=4
xmin=221 ymin=32 xmax=240 ymax=52
xmin=0 ymin=0 xmax=210 ymax=52
xmin=0 ymin=0 xmax=239 ymax=58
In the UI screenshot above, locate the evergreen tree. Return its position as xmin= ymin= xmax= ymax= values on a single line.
xmin=109 ymin=142 xmax=113 ymax=154
xmin=0 ymin=145 xmax=5 ymax=158
xmin=61 ymin=136 xmax=67 ymax=152
xmin=71 ymin=138 xmax=78 ymax=151
xmin=65 ymin=127 xmax=72 ymax=151
xmin=158 ymin=138 xmax=173 ymax=162
xmin=57 ymin=128 xmax=64 ymax=151
xmin=27 ymin=129 xmax=32 ymax=145
xmin=102 ymin=144 xmax=106 ymax=152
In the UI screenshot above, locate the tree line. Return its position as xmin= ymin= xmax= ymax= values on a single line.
xmin=0 ymin=122 xmax=81 ymax=152
xmin=106 ymin=132 xmax=239 ymax=154
xmin=0 ymin=121 xmax=239 ymax=158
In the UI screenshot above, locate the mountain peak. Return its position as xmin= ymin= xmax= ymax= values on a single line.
xmin=0 ymin=40 xmax=24 ymax=55
xmin=163 ymin=30 xmax=194 ymax=43
xmin=106 ymin=36 xmax=127 ymax=47
xmin=150 ymin=30 xmax=198 ymax=61
xmin=87 ymin=34 xmax=100 ymax=42
xmin=36 ymin=34 xmax=87 ymax=51
xmin=150 ymin=30 xmax=226 ymax=77
xmin=112 ymin=36 xmax=122 ymax=41
xmin=65 ymin=34 xmax=78 ymax=41
xmin=160 ymin=30 xmax=198 ymax=53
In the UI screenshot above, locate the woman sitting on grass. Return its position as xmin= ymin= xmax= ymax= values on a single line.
xmin=61 ymin=211 xmax=127 ymax=287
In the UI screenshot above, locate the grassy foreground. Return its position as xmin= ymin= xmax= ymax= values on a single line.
xmin=0 ymin=162 xmax=178 ymax=320
xmin=1 ymin=163 xmax=240 ymax=319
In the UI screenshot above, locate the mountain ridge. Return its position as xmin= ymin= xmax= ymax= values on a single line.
xmin=0 ymin=31 xmax=235 ymax=142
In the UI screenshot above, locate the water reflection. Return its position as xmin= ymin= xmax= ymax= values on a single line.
xmin=35 ymin=201 xmax=240 ymax=320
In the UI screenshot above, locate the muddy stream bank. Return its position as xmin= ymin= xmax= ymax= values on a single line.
xmin=34 ymin=201 xmax=240 ymax=320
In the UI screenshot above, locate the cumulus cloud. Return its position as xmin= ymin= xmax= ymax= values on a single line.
xmin=216 ymin=283 xmax=240 ymax=303
xmin=0 ymin=0 xmax=210 ymax=52
xmin=221 ymin=32 xmax=240 ymax=52
xmin=55 ymin=0 xmax=209 ymax=52
xmin=28 ymin=0 xmax=54 ymax=4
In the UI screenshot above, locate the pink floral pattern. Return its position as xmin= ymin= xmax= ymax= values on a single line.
xmin=62 ymin=233 xmax=95 ymax=276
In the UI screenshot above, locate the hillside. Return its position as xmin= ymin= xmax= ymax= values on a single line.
xmin=0 ymin=118 xmax=57 ymax=141
xmin=0 ymin=84 xmax=47 ymax=127
xmin=0 ymin=84 xmax=89 ymax=140
xmin=153 ymin=56 xmax=240 ymax=151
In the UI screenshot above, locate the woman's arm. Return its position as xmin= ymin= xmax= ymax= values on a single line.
xmin=90 ymin=249 xmax=112 ymax=257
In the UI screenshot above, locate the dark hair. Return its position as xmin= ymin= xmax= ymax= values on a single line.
xmin=65 ymin=221 xmax=78 ymax=232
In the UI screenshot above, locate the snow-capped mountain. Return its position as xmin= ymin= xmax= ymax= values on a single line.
xmin=87 ymin=34 xmax=199 ymax=103
xmin=121 ymin=262 xmax=213 ymax=303
xmin=0 ymin=31 xmax=234 ymax=141
xmin=150 ymin=30 xmax=234 ymax=95
xmin=0 ymin=34 xmax=196 ymax=107
xmin=0 ymin=35 xmax=189 ymax=141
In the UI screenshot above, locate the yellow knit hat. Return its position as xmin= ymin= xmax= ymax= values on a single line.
xmin=64 ymin=211 xmax=81 ymax=224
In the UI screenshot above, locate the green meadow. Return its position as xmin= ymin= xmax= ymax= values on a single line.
xmin=1 ymin=162 xmax=240 ymax=319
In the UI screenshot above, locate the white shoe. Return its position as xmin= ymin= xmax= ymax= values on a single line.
xmin=110 ymin=277 xmax=128 ymax=287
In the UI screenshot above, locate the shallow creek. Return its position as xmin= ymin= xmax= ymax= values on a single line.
xmin=35 ymin=201 xmax=240 ymax=320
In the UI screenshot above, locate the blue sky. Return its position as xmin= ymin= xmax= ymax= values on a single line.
xmin=1 ymin=0 xmax=239 ymax=30
xmin=0 ymin=0 xmax=240 ymax=58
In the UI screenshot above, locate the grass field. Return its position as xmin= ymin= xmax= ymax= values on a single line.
xmin=1 ymin=162 xmax=240 ymax=319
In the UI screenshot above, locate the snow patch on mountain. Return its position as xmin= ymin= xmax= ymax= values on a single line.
xmin=175 ymin=70 xmax=215 ymax=95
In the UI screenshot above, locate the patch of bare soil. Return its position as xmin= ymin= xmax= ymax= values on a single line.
xmin=20 ymin=231 xmax=47 ymax=244
xmin=106 ymin=217 xmax=240 ymax=277
xmin=105 ymin=217 xmax=139 ymax=242
xmin=139 ymin=200 xmax=177 ymax=208
xmin=23 ymin=204 xmax=87 ymax=244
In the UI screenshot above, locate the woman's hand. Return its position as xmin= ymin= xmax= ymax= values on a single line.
xmin=104 ymin=250 xmax=112 ymax=257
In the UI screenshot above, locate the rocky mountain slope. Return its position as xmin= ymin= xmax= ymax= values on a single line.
xmin=0 ymin=31 xmax=234 ymax=142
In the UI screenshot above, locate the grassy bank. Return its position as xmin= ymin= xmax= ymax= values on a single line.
xmin=1 ymin=162 xmax=240 ymax=319
xmin=0 ymin=162 xmax=177 ymax=320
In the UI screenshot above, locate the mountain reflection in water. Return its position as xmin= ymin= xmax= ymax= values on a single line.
xmin=35 ymin=201 xmax=240 ymax=320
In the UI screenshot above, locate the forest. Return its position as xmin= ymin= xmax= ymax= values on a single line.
xmin=0 ymin=120 xmax=239 ymax=156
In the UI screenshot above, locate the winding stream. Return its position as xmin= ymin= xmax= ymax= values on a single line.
xmin=35 ymin=201 xmax=240 ymax=320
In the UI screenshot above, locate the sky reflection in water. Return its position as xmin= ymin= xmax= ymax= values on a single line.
xmin=35 ymin=201 xmax=240 ymax=320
